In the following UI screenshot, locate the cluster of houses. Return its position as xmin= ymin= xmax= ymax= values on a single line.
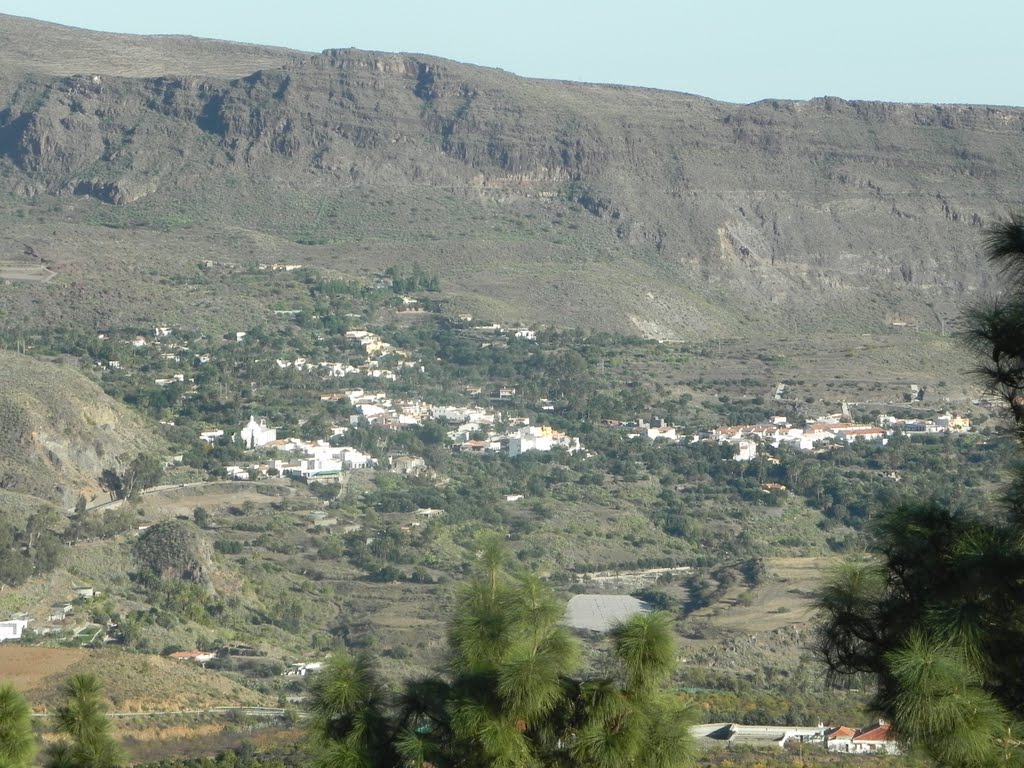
xmin=96 ymin=326 xmax=199 ymax=381
xmin=205 ymin=379 xmax=588 ymax=480
xmin=454 ymin=423 xmax=582 ymax=457
xmin=455 ymin=314 xmax=538 ymax=342
xmin=0 ymin=587 xmax=100 ymax=643
xmin=602 ymin=411 xmax=972 ymax=463
xmin=224 ymin=416 xmax=375 ymax=481
xmin=708 ymin=413 xmax=970 ymax=461
xmin=274 ymin=330 xmax=423 ymax=381
xmin=327 ymin=390 xmax=582 ymax=459
xmin=101 ymin=323 xmax=425 ymax=399
xmin=878 ymin=412 xmax=971 ymax=434
xmin=340 ymin=389 xmax=436 ymax=430
xmin=697 ymin=720 xmax=899 ymax=754
xmin=211 ymin=403 xmax=973 ymax=482
xmin=709 ymin=417 xmax=891 ymax=460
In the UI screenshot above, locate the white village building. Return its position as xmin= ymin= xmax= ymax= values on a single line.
xmin=507 ymin=425 xmax=581 ymax=458
xmin=0 ymin=618 xmax=29 ymax=642
xmin=240 ymin=416 xmax=278 ymax=448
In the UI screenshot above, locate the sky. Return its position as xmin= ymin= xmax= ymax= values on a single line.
xmin=3 ymin=0 xmax=1023 ymax=106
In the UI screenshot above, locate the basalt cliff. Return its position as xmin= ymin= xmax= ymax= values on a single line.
xmin=0 ymin=14 xmax=1021 ymax=338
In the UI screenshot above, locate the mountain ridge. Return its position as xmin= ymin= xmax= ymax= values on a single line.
xmin=0 ymin=14 xmax=1021 ymax=339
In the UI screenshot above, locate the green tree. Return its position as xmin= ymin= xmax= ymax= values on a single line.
xmin=47 ymin=674 xmax=123 ymax=768
xmin=192 ymin=507 xmax=210 ymax=529
xmin=308 ymin=653 xmax=398 ymax=768
xmin=25 ymin=506 xmax=61 ymax=555
xmin=0 ymin=683 xmax=37 ymax=768
xmin=816 ymin=216 xmax=1024 ymax=767
xmin=310 ymin=535 xmax=694 ymax=767
xmin=121 ymin=453 xmax=163 ymax=500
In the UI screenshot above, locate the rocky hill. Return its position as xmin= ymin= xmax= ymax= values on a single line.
xmin=0 ymin=349 xmax=162 ymax=507
xmin=0 ymin=14 xmax=1021 ymax=338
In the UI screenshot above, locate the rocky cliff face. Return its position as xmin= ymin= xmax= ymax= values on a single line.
xmin=0 ymin=350 xmax=163 ymax=507
xmin=0 ymin=15 xmax=1021 ymax=338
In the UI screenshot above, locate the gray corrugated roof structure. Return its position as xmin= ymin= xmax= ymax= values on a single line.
xmin=564 ymin=594 xmax=651 ymax=632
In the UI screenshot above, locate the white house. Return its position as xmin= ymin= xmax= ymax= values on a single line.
xmin=827 ymin=722 xmax=900 ymax=755
xmin=240 ymin=416 xmax=277 ymax=448
xmin=507 ymin=425 xmax=580 ymax=457
xmin=838 ymin=427 xmax=888 ymax=445
xmin=508 ymin=427 xmax=553 ymax=457
xmin=936 ymin=413 xmax=971 ymax=432
xmin=734 ymin=440 xmax=758 ymax=461
xmin=850 ymin=722 xmax=900 ymax=754
xmin=338 ymin=447 xmax=373 ymax=470
xmin=284 ymin=661 xmax=324 ymax=676
xmin=224 ymin=465 xmax=253 ymax=480
xmin=429 ymin=405 xmax=494 ymax=424
xmin=0 ymin=619 xmax=29 ymax=642
xmin=646 ymin=425 xmax=678 ymax=441
xmin=271 ymin=441 xmax=375 ymax=479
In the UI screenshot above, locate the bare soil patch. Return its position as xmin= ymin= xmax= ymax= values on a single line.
xmin=0 ymin=646 xmax=86 ymax=694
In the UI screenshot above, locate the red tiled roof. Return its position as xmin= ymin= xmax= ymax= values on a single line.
xmin=854 ymin=723 xmax=895 ymax=742
xmin=827 ymin=726 xmax=857 ymax=739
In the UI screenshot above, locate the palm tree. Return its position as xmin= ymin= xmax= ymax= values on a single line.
xmin=47 ymin=674 xmax=123 ymax=768
xmin=0 ymin=683 xmax=37 ymax=768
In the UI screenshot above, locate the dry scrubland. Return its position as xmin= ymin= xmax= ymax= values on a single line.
xmin=0 ymin=646 xmax=271 ymax=711
xmin=0 ymin=350 xmax=164 ymax=507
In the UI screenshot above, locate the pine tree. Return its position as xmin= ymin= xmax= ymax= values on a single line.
xmin=310 ymin=535 xmax=695 ymax=767
xmin=0 ymin=683 xmax=37 ymax=768
xmin=816 ymin=215 xmax=1024 ymax=768
xmin=47 ymin=674 xmax=123 ymax=768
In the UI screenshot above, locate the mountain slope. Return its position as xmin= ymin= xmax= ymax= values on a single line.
xmin=0 ymin=15 xmax=1020 ymax=338
xmin=0 ymin=350 xmax=162 ymax=507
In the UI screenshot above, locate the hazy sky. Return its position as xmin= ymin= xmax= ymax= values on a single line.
xmin=4 ymin=0 xmax=1022 ymax=106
